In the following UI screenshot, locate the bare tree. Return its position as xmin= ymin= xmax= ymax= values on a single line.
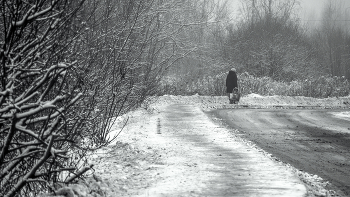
xmin=317 ymin=0 xmax=350 ymax=78
xmin=216 ymin=0 xmax=325 ymax=81
xmin=69 ymin=0 xmax=198 ymax=148
xmin=161 ymin=0 xmax=232 ymax=89
xmin=0 ymin=1 xmax=93 ymax=196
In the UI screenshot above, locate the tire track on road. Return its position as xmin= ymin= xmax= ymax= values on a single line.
xmin=211 ymin=108 xmax=350 ymax=196
xmin=141 ymin=104 xmax=306 ymax=196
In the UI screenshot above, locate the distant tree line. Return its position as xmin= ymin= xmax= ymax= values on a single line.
xmin=164 ymin=0 xmax=350 ymax=89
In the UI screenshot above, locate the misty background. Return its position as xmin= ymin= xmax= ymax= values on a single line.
xmin=161 ymin=0 xmax=350 ymax=96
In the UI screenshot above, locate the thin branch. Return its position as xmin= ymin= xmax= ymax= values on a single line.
xmin=65 ymin=164 xmax=93 ymax=183
xmin=4 ymin=134 xmax=56 ymax=197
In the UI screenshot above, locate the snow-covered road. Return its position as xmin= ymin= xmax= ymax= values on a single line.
xmin=133 ymin=104 xmax=306 ymax=196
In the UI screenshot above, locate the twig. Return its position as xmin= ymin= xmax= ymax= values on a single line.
xmin=65 ymin=164 xmax=94 ymax=183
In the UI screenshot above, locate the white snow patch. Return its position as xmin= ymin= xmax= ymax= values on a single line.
xmin=331 ymin=111 xmax=350 ymax=120
xmin=245 ymin=93 xmax=264 ymax=98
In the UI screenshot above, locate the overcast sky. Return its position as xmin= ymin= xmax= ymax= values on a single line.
xmin=299 ymin=0 xmax=327 ymax=28
xmin=228 ymin=0 xmax=350 ymax=29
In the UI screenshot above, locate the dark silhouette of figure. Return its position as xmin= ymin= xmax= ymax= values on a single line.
xmin=226 ymin=68 xmax=239 ymax=104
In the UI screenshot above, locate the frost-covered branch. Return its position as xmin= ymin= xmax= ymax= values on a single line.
xmin=5 ymin=134 xmax=56 ymax=197
xmin=13 ymin=0 xmax=59 ymax=27
xmin=0 ymin=1 xmax=91 ymax=196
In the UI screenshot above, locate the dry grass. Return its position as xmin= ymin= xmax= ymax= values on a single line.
xmin=161 ymin=73 xmax=350 ymax=98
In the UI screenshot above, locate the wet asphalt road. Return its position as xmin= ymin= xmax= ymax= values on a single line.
xmin=209 ymin=108 xmax=350 ymax=196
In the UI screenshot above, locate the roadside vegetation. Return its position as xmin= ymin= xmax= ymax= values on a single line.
xmin=0 ymin=0 xmax=217 ymax=196
xmin=161 ymin=73 xmax=350 ymax=98
xmin=161 ymin=0 xmax=350 ymax=98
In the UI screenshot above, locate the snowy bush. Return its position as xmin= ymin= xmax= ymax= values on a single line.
xmin=0 ymin=1 xmax=100 ymax=196
xmin=1 ymin=0 xmax=220 ymax=196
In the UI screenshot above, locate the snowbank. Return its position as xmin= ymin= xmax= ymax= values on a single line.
xmin=147 ymin=94 xmax=350 ymax=112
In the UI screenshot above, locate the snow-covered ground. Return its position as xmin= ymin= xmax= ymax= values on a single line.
xmin=331 ymin=111 xmax=350 ymax=121
xmin=43 ymin=94 xmax=350 ymax=197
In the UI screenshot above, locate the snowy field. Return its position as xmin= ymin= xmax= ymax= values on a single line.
xmin=41 ymin=94 xmax=350 ymax=197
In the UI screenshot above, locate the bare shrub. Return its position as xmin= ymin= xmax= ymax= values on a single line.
xmin=0 ymin=1 xmax=93 ymax=196
xmin=160 ymin=72 xmax=350 ymax=98
xmin=1 ymin=0 xmax=208 ymax=196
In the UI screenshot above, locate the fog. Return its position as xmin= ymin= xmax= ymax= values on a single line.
xmin=229 ymin=0 xmax=350 ymax=30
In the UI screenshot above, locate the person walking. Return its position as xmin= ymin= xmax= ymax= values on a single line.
xmin=226 ymin=68 xmax=239 ymax=104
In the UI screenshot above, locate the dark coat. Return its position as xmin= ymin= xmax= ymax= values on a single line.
xmin=226 ymin=70 xmax=238 ymax=93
